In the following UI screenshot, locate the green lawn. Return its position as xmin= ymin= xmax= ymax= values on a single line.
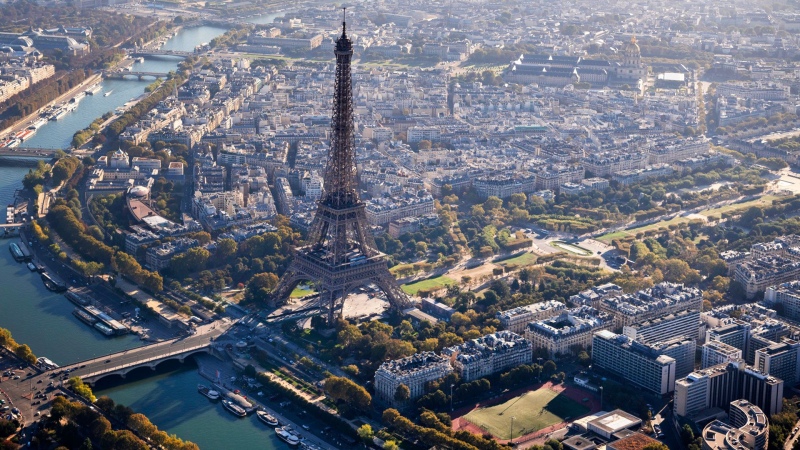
xmin=464 ymin=388 xmax=589 ymax=439
xmin=401 ymin=275 xmax=457 ymax=295
xmin=550 ymin=241 xmax=593 ymax=256
xmin=598 ymin=195 xmax=780 ymax=243
xmin=290 ymin=284 xmax=317 ymax=298
xmin=495 ymin=252 xmax=538 ymax=267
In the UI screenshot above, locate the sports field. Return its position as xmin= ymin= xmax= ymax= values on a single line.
xmin=463 ymin=387 xmax=589 ymax=439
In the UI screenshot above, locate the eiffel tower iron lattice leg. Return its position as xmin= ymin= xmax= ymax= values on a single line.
xmin=271 ymin=11 xmax=409 ymax=324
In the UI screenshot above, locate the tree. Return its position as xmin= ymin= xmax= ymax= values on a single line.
xmin=394 ymin=384 xmax=411 ymax=402
xmin=245 ymin=272 xmax=280 ymax=306
xmin=384 ymin=441 xmax=399 ymax=450
xmin=324 ymin=376 xmax=372 ymax=413
xmin=642 ymin=444 xmax=669 ymax=450
xmin=14 ymin=344 xmax=36 ymax=365
xmin=577 ymin=351 xmax=591 ymax=367
xmin=357 ymin=424 xmax=374 ymax=442
xmin=681 ymin=424 xmax=695 ymax=446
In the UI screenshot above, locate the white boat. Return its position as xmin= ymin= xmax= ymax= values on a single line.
xmin=275 ymin=426 xmax=301 ymax=446
xmin=222 ymin=400 xmax=246 ymax=418
xmin=198 ymin=384 xmax=221 ymax=401
xmin=104 ymin=90 xmax=113 ymax=97
xmin=28 ymin=118 xmax=47 ymax=130
xmin=135 ymin=57 xmax=144 ymax=63
xmin=256 ymin=410 xmax=279 ymax=427
xmin=85 ymin=84 xmax=103 ymax=95
xmin=70 ymin=92 xmax=86 ymax=104
xmin=49 ymin=108 xmax=67 ymax=121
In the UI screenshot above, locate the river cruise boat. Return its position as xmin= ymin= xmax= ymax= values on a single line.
xmin=49 ymin=108 xmax=67 ymax=121
xmin=94 ymin=322 xmax=113 ymax=336
xmin=28 ymin=118 xmax=47 ymax=130
xmin=275 ymin=426 xmax=301 ymax=446
xmin=70 ymin=92 xmax=86 ymax=104
xmin=222 ymin=400 xmax=246 ymax=418
xmin=9 ymin=242 xmax=24 ymax=261
xmin=85 ymin=84 xmax=103 ymax=95
xmin=256 ymin=410 xmax=279 ymax=427
xmin=197 ymin=384 xmax=221 ymax=401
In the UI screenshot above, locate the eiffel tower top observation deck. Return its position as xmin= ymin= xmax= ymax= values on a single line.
xmin=271 ymin=11 xmax=409 ymax=323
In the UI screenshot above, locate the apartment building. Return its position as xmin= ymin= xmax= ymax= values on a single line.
xmin=598 ymin=282 xmax=703 ymax=328
xmin=525 ymin=307 xmax=613 ymax=357
xmin=442 ymin=331 xmax=532 ymax=382
xmin=496 ymin=300 xmax=567 ymax=334
xmin=569 ymin=283 xmax=624 ymax=308
xmin=374 ymin=352 xmax=452 ymax=407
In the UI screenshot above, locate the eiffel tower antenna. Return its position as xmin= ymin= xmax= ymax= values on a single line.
xmin=272 ymin=12 xmax=409 ymax=324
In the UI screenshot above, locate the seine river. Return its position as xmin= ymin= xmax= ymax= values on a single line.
xmin=0 ymin=17 xmax=286 ymax=448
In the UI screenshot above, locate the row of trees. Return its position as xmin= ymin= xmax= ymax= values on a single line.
xmin=382 ymin=408 xmax=505 ymax=450
xmin=0 ymin=69 xmax=87 ymax=131
xmin=0 ymin=327 xmax=36 ymax=364
xmin=47 ymin=395 xmax=198 ymax=450
xmin=72 ymin=112 xmax=114 ymax=148
xmin=105 ymin=72 xmax=188 ymax=138
xmin=46 ymin=201 xmax=162 ymax=290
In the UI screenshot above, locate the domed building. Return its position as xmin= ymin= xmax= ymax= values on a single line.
xmin=614 ymin=36 xmax=647 ymax=82
xmin=127 ymin=185 xmax=150 ymax=200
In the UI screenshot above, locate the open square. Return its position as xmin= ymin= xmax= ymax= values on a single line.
xmin=463 ymin=386 xmax=590 ymax=439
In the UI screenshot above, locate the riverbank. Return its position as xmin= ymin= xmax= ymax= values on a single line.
xmin=0 ymin=73 xmax=102 ymax=143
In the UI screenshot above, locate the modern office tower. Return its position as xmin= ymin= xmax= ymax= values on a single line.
xmin=648 ymin=336 xmax=696 ymax=378
xmin=623 ymin=309 xmax=701 ymax=343
xmin=706 ymin=321 xmax=751 ymax=353
xmin=702 ymin=341 xmax=743 ymax=369
xmin=675 ymin=372 xmax=710 ymax=417
xmin=765 ymin=280 xmax=800 ymax=320
xmin=754 ymin=340 xmax=800 ymax=385
xmin=592 ymin=330 xmax=677 ymax=395
xmin=701 ymin=400 xmax=768 ymax=450
xmin=674 ymin=361 xmax=784 ymax=417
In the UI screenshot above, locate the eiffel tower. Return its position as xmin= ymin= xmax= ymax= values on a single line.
xmin=272 ymin=11 xmax=409 ymax=324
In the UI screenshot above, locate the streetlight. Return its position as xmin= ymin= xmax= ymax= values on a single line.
xmin=510 ymin=416 xmax=516 ymax=446
xmin=600 ymin=386 xmax=604 ymax=409
xmin=450 ymin=384 xmax=455 ymax=412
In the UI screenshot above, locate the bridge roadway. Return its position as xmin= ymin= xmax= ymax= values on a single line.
xmin=34 ymin=322 xmax=233 ymax=386
xmin=104 ymin=71 xmax=170 ymax=80
xmin=0 ymin=148 xmax=60 ymax=158
xmin=130 ymin=49 xmax=192 ymax=57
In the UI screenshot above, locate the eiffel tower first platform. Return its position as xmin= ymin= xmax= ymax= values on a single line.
xmin=271 ymin=13 xmax=410 ymax=324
